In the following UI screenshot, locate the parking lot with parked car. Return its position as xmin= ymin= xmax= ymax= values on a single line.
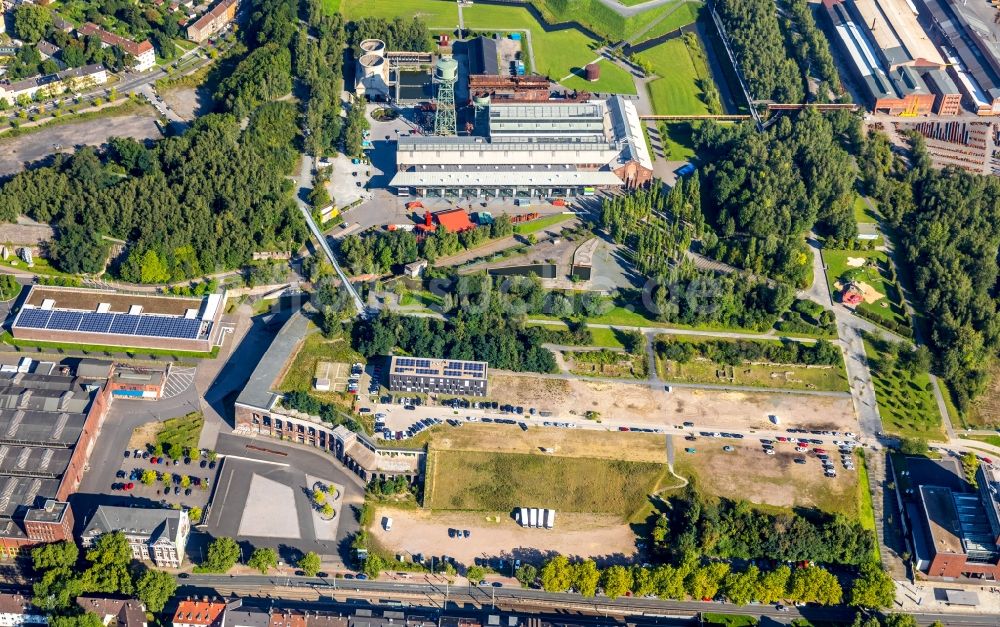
xmin=111 ymin=448 xmax=218 ymax=511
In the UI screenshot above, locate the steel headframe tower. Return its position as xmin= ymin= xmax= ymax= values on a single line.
xmin=433 ymin=55 xmax=458 ymax=136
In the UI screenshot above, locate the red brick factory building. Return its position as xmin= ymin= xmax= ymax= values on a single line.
xmin=0 ymin=358 xmax=113 ymax=558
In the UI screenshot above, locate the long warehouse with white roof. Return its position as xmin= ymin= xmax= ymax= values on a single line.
xmin=390 ymin=95 xmax=653 ymax=198
xmin=10 ymin=286 xmax=225 ymax=352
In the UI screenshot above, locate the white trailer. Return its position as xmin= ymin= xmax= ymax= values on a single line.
xmin=529 ymin=508 xmax=539 ymax=527
xmin=518 ymin=507 xmax=528 ymax=527
xmin=544 ymin=509 xmax=555 ymax=529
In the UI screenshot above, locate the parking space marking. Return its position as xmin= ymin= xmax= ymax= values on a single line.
xmin=162 ymin=366 xmax=196 ymax=399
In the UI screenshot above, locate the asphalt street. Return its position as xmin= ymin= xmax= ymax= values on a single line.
xmin=176 ymin=575 xmax=1000 ymax=626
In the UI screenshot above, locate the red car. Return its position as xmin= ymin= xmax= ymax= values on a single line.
xmin=126 ymin=482 xmax=134 ymax=490
xmin=814 ymin=448 xmax=826 ymax=454
xmin=619 ymin=427 xmax=630 ymax=432
xmin=776 ymin=436 xmax=788 ymax=442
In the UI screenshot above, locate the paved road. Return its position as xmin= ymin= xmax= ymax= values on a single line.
xmin=176 ymin=574 xmax=1000 ymax=625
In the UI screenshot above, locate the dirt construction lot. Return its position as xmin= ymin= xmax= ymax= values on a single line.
xmin=492 ymin=372 xmax=859 ymax=433
xmin=672 ymin=439 xmax=862 ymax=517
xmin=369 ymin=507 xmax=637 ymax=564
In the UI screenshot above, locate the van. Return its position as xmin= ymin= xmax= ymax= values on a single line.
xmin=383 ymin=516 xmax=393 ymax=531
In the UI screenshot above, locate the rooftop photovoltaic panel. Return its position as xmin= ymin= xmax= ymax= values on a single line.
xmin=15 ymin=308 xmax=208 ymax=341
xmin=109 ymin=315 xmax=140 ymax=335
xmin=48 ymin=311 xmax=83 ymax=331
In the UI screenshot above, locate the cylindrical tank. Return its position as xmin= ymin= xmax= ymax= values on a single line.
xmin=359 ymin=38 xmax=385 ymax=57
xmin=585 ymin=63 xmax=600 ymax=82
xmin=359 ymin=54 xmax=385 ymax=77
xmin=435 ymin=55 xmax=459 ymax=82
xmin=473 ymin=94 xmax=491 ymax=108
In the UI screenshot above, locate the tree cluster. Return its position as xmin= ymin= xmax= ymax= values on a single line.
xmin=296 ymin=0 xmax=347 ymax=157
xmin=347 ymin=16 xmax=430 ymax=52
xmin=696 ymin=111 xmax=858 ymax=285
xmin=31 ymin=536 xmax=177 ymax=615
xmin=784 ymin=0 xmax=842 ymax=101
xmin=714 ymin=0 xmax=804 ymax=102
xmin=0 ymin=112 xmax=306 ymax=281
xmin=656 ymin=337 xmax=841 ymax=367
xmin=339 ymin=216 xmax=514 ymax=275
xmin=654 ymin=485 xmax=876 ymax=567
xmin=281 ymin=389 xmax=361 ymax=431
xmin=601 ymin=180 xmax=703 ymax=276
xmin=352 ymin=288 xmax=558 ymax=373
xmin=865 ymin=133 xmax=1000 ymax=409
xmin=534 ymin=554 xmax=842 ymax=606
xmin=648 ymin=263 xmax=795 ymax=331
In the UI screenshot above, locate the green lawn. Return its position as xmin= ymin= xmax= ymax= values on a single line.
xmin=702 ymin=615 xmax=757 ymax=627
xmin=822 ymin=248 xmax=909 ymax=331
xmin=513 ymin=213 xmax=573 ymax=235
xmin=399 ymin=289 xmax=443 ymax=309
xmin=525 ymin=321 xmax=626 ymax=348
xmin=854 ymin=451 xmax=881 ymax=561
xmin=637 ymin=37 xmax=712 ymax=115
xmin=426 ymin=448 xmax=668 ymax=518
xmin=853 ymin=195 xmax=878 ymax=224
xmin=320 ymin=0 xmax=341 ymax=14
xmin=639 ymin=1 xmax=701 ymax=41
xmin=864 ymin=340 xmax=945 ymax=441
xmin=340 ymin=0 xmax=458 ymax=26
xmin=278 ymin=329 xmax=365 ymax=410
xmin=462 ymin=4 xmax=637 ymax=94
xmin=659 ymin=122 xmax=697 ymax=160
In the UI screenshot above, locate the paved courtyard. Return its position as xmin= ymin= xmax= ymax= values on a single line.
xmin=205 ymin=433 xmax=363 ymax=563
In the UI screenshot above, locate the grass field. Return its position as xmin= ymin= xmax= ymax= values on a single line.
xmin=526 ymin=321 xmax=626 ymax=348
xmin=854 ymin=195 xmax=878 ymax=224
xmin=278 ymin=330 xmax=364 ymax=406
xmin=639 ymin=1 xmax=701 ymax=41
xmin=654 ymin=336 xmax=850 ymax=392
xmin=426 ymin=448 xmax=668 ymax=516
xmin=340 ymin=0 xmax=458 ymax=26
xmin=637 ymin=35 xmax=716 ymax=115
xmin=864 ymin=340 xmax=945 ymax=441
xmin=155 ymin=412 xmax=204 ymax=456
xmin=823 ymin=248 xmax=909 ymax=331
xmin=514 ymin=213 xmax=574 ymax=235
xmin=399 ymin=289 xmax=443 ymax=309
xmin=461 ymin=4 xmax=636 ymax=95
xmin=658 ymin=122 xmax=698 ymax=160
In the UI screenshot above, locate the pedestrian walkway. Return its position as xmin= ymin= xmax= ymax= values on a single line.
xmin=867 ymin=451 xmax=908 ymax=580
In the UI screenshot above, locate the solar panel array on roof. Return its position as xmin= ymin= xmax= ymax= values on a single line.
xmin=14 ymin=308 xmax=208 ymax=340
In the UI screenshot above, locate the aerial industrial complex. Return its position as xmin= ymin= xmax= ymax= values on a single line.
xmin=390 ymin=94 xmax=653 ymax=198
xmin=824 ymin=0 xmax=1000 ymax=115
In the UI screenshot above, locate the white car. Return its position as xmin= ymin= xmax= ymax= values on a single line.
xmin=465 ymin=416 xmax=478 ymax=422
